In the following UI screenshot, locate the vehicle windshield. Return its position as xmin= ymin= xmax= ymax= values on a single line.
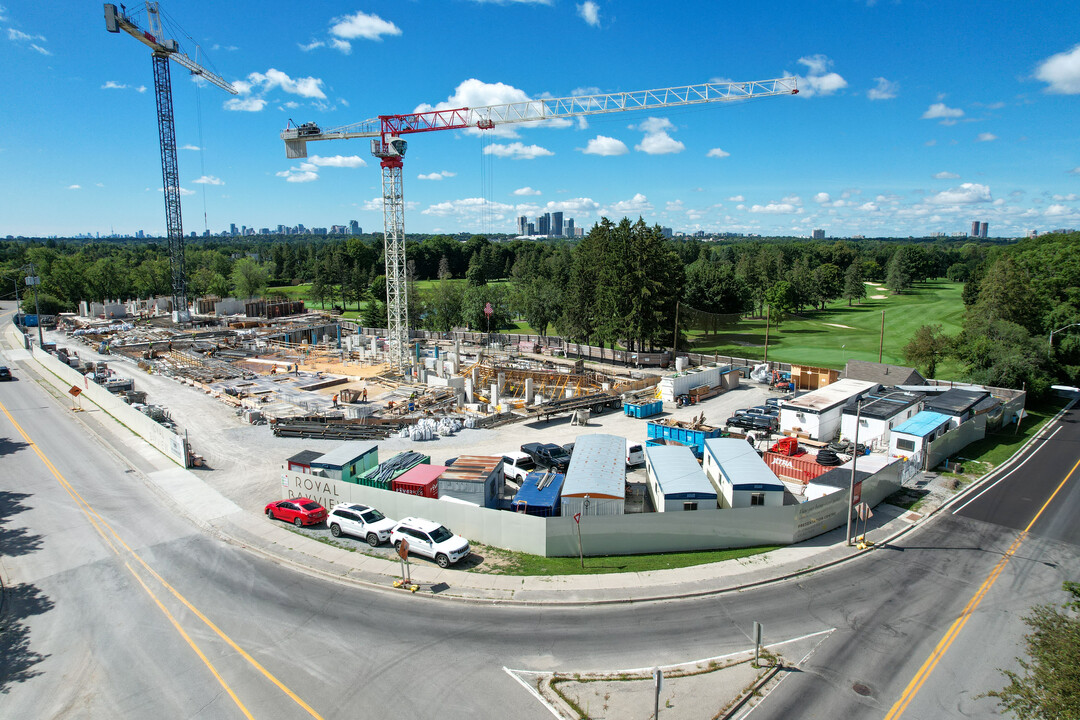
xmin=361 ymin=510 xmax=385 ymax=523
xmin=430 ymin=526 xmax=453 ymax=543
xmin=301 ymin=502 xmax=322 ymax=511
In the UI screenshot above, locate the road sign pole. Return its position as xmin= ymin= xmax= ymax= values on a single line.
xmin=753 ymin=621 xmax=762 ymax=665
xmin=574 ymin=511 xmax=584 ymax=568
xmin=652 ymin=667 xmax=662 ymax=719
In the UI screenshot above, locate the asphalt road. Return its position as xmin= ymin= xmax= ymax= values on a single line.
xmin=2 ymin=326 xmax=1078 ymax=720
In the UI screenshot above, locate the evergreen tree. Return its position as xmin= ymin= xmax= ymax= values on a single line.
xmin=843 ymin=261 xmax=866 ymax=306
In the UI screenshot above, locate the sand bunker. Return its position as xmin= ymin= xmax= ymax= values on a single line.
xmin=824 ymin=323 xmax=855 ymax=329
xmin=870 ymin=294 xmax=888 ymax=299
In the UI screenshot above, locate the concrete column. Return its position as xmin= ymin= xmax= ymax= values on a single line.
xmin=524 ymin=378 xmax=534 ymax=405
xmin=498 ymin=372 xmax=506 ymax=394
xmin=471 ymin=366 xmax=479 ymax=388
xmin=465 ymin=377 xmax=474 ymax=403
xmin=490 ymin=383 xmax=500 ymax=406
xmin=566 ymin=387 xmax=575 ymax=399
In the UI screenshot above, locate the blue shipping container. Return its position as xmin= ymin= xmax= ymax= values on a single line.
xmin=511 ymin=471 xmax=565 ymax=517
xmin=624 ymin=400 xmax=662 ymax=419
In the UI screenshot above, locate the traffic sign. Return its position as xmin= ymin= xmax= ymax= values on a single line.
xmin=573 ymin=512 xmax=581 ymax=524
xmin=68 ymin=385 xmax=82 ymax=397
xmin=397 ymin=538 xmax=410 ymax=559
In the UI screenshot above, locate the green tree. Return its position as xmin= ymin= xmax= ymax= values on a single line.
xmin=987 ymin=581 xmax=1080 ymax=719
xmin=902 ymin=324 xmax=949 ymax=379
xmin=811 ymin=263 xmax=843 ymax=310
xmin=765 ymin=281 xmax=796 ymax=324
xmin=424 ymin=277 xmax=465 ymax=332
xmin=843 ymin=261 xmax=866 ymax=306
xmin=230 ymin=258 xmax=269 ymax=299
xmin=975 ymin=255 xmax=1045 ymax=335
xmin=465 ymin=251 xmax=487 ymax=286
xmin=954 ymin=309 xmax=1053 ymax=395
xmin=885 ymin=250 xmax=912 ymax=294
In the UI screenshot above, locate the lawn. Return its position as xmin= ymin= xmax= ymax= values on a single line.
xmin=467 ymin=543 xmax=780 ymax=575
xmin=685 ymin=281 xmax=967 ymax=370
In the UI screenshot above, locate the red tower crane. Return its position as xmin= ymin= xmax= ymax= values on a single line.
xmin=282 ymin=78 xmax=798 ymax=372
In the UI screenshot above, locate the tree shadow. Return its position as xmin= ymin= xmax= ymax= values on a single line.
xmin=0 ymin=581 xmax=54 ymax=693
xmin=0 ymin=492 xmax=42 ymax=558
xmin=0 ymin=437 xmax=30 ymax=459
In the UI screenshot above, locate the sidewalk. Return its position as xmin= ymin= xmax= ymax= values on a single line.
xmin=0 ymin=316 xmax=929 ymax=606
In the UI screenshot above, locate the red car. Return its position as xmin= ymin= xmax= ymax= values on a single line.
xmin=265 ymin=498 xmax=327 ymax=527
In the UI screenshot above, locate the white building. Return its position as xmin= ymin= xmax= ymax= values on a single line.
xmin=888 ymin=411 xmax=953 ymax=459
xmin=780 ymin=379 xmax=879 ymax=442
xmin=702 ymin=438 xmax=785 ymax=508
xmin=645 ymin=445 xmax=716 ymax=512
xmin=839 ymin=390 xmax=923 ymax=449
xmin=561 ymin=434 xmax=626 ymax=516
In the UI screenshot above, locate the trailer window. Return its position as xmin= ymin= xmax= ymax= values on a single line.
xmin=750 ymin=493 xmax=765 ymax=506
xmin=683 ymin=502 xmax=698 ymax=511
xmin=896 ymin=438 xmax=916 ymax=452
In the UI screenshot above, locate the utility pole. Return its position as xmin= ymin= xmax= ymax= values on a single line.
xmin=26 ymin=263 xmax=43 ymax=347
xmin=846 ymin=399 xmax=862 ymax=546
xmin=763 ymin=305 xmax=771 ymax=363
xmin=878 ymin=311 xmax=885 ymax=363
xmin=672 ymin=301 xmax=679 ymax=355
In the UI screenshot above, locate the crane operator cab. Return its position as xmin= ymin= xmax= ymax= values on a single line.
xmin=372 ymin=136 xmax=407 ymax=159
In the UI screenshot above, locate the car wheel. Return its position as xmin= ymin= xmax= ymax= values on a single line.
xmin=266 ymin=509 xmax=275 ymax=520
xmin=436 ymin=553 xmax=451 ymax=569
xmin=394 ymin=540 xmax=404 ymax=552
xmin=366 ymin=533 xmax=379 ymax=547
xmin=293 ymin=517 xmax=303 ymax=527
xmin=330 ymin=523 xmax=342 ymax=537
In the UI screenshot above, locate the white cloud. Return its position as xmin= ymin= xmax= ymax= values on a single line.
xmin=922 ymin=103 xmax=964 ymax=122
xmin=925 ymin=139 xmax=937 ymax=147
xmin=728 ymin=195 xmax=744 ymax=202
xmin=577 ymin=1 xmax=600 ymax=26
xmin=1035 ymin=44 xmax=1080 ymax=94
xmin=750 ymin=203 xmax=801 ymax=214
xmin=867 ymin=77 xmax=898 ymax=100
xmin=813 ymin=192 xmax=831 ymax=204
xmin=606 ymin=193 xmax=653 ymax=215
xmin=483 ymin=142 xmax=553 ymax=159
xmin=8 ymin=28 xmax=44 ymax=42
xmin=634 ymin=117 xmax=684 ymax=155
xmin=933 ymin=171 xmax=960 ymax=179
xmin=192 ymin=175 xmax=224 ymax=185
xmin=330 ymin=11 xmax=401 ymax=44
xmin=102 ymin=81 xmax=129 ymax=90
xmin=781 ymin=194 xmax=802 ymax=205
xmin=468 ymin=0 xmax=553 ymax=3
xmin=514 ymin=186 xmax=542 ymax=196
xmin=581 ymin=135 xmax=628 ymax=156
xmin=247 ymin=69 xmax=326 ymax=99
xmin=30 ymin=44 xmax=50 ymax=55
xmin=666 ymin=200 xmax=685 ymax=212
xmin=1045 ymin=204 xmax=1076 ymax=217
xmin=706 ymin=148 xmax=730 ymax=158
xmin=298 ymin=40 xmax=324 ymax=52
xmin=307 ymin=154 xmax=366 ymax=168
xmin=224 ymin=97 xmax=267 ymax=112
xmin=159 ymin=186 xmax=195 ymax=196
xmin=859 ymin=202 xmax=879 ymax=212
xmin=1053 ymin=193 xmax=1080 ymax=201
xmin=976 ymin=132 xmax=998 ymax=142
xmin=415 ymin=78 xmax=536 ymax=137
xmin=67 ymin=184 xmax=80 ymax=190
xmin=276 ymin=169 xmax=319 ymax=183
xmin=792 ymin=54 xmax=847 ymax=97
xmin=418 ymin=171 xmax=453 ymax=180
xmin=181 ymin=144 xmax=201 ymax=151
xmin=930 ymin=183 xmax=992 ymax=204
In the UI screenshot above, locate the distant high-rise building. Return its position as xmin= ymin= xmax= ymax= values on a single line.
xmin=349 ymin=220 xmax=361 ymax=235
xmin=971 ymin=220 xmax=980 ymax=237
xmin=812 ymin=228 xmax=825 ymax=239
xmin=527 ymin=222 xmax=535 ymax=236
xmin=517 ymin=215 xmax=529 ymax=236
xmin=330 ymin=224 xmax=347 ymax=235
xmin=980 ymin=222 xmax=988 ymax=238
xmin=297 ymin=224 xmax=306 ymax=234
xmin=277 ymin=225 xmax=286 ymax=234
xmin=230 ymin=223 xmax=238 ymax=236
xmin=566 ymin=218 xmax=574 ymax=237
xmin=552 ymin=211 xmax=564 ymax=237
xmin=660 ymin=227 xmax=673 ymax=238
xmin=538 ymin=212 xmax=551 ymax=235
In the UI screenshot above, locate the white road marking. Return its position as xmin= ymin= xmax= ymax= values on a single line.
xmin=503 ymin=667 xmax=564 ymax=719
xmin=952 ymin=425 xmax=1062 ymax=515
xmin=740 ymin=628 xmax=837 ymax=719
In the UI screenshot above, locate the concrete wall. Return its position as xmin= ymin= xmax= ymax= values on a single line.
xmin=32 ymin=346 xmax=188 ymax=466
xmin=924 ymin=415 xmax=987 ymax=470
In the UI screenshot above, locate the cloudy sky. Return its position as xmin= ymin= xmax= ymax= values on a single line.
xmin=2 ymin=1 xmax=1079 ymax=238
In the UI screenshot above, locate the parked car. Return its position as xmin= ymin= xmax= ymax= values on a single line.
xmin=327 ymin=503 xmax=396 ymax=546
xmin=501 ymin=451 xmax=536 ymax=482
xmin=562 ymin=442 xmax=575 ymax=457
xmin=520 ymin=442 xmax=571 ymax=472
xmin=0 ymin=366 xmax=11 ymax=381
xmin=390 ymin=517 xmax=471 ymax=568
xmin=750 ymin=405 xmax=779 ymax=418
xmin=625 ymin=440 xmax=645 ymax=466
xmin=265 ymin=497 xmax=327 ymax=527
xmin=726 ymin=414 xmax=777 ymax=432
xmin=764 ymin=397 xmax=781 ymax=408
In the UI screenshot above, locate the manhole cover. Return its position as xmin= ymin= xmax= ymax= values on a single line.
xmin=853 ymin=683 xmax=872 ymax=697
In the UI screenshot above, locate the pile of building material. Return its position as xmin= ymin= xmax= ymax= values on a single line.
xmin=356 ymin=451 xmax=430 ymax=489
xmin=270 ymin=416 xmax=405 ymax=440
xmin=658 ymin=363 xmax=738 ymax=402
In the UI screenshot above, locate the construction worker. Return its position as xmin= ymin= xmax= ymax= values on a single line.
xmin=362 ymin=387 xmax=368 ymax=403
xmin=332 ymin=393 xmax=339 ymax=408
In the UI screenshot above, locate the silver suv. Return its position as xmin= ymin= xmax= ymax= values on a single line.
xmin=390 ymin=517 xmax=471 ymax=568
xmin=327 ymin=503 xmax=396 ymax=546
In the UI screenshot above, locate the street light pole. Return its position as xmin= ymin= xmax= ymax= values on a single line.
xmin=1048 ymin=323 xmax=1080 ymax=357
xmin=26 ymin=262 xmax=43 ymax=347
xmin=846 ymin=399 xmax=862 ymax=547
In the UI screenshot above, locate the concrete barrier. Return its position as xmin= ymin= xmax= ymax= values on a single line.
xmin=31 ymin=346 xmax=188 ymax=467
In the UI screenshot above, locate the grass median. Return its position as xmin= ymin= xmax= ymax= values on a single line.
xmin=467 ymin=544 xmax=780 ymax=576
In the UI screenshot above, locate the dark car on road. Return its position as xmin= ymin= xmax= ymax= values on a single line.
xmin=0 ymin=366 xmax=11 ymax=381
xmin=520 ymin=442 xmax=572 ymax=472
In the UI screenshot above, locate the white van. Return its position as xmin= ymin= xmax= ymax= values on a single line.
xmin=626 ymin=440 xmax=645 ymax=466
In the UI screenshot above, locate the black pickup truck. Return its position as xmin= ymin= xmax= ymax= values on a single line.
xmin=520 ymin=442 xmax=572 ymax=472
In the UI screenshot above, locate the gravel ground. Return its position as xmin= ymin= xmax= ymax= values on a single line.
xmin=44 ymin=328 xmax=775 ymax=516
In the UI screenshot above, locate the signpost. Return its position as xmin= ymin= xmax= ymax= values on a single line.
xmin=397 ymin=538 xmax=411 ymax=586
xmin=652 ymin=666 xmax=663 ymax=719
xmin=573 ymin=511 xmax=584 ymax=568
xmin=68 ymin=385 xmax=83 ymax=412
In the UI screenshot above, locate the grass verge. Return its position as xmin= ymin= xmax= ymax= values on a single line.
xmin=467 ymin=543 xmax=780 ymax=576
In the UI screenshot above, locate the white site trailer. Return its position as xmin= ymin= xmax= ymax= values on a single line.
xmin=780 ymin=379 xmax=879 ymax=442
xmin=644 ymin=444 xmax=717 ymax=512
xmin=561 ymin=433 xmax=626 ymax=517
xmin=703 ymin=438 xmax=785 ymax=508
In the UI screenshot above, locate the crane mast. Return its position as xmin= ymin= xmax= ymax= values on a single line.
xmin=105 ymin=3 xmax=237 ymax=322
xmin=282 ymin=77 xmax=797 ymax=373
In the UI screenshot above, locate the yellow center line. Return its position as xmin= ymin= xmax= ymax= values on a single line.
xmin=0 ymin=398 xmax=324 ymax=720
xmin=884 ymin=456 xmax=1080 ymax=719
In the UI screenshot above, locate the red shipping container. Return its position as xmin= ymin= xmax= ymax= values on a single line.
xmin=764 ymin=452 xmax=829 ymax=484
xmin=392 ymin=463 xmax=444 ymax=499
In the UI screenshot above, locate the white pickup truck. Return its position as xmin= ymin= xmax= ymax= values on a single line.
xmin=501 ymin=451 xmax=536 ymax=483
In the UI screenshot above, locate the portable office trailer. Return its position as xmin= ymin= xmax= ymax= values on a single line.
xmin=645 ymin=445 xmax=717 ymax=512
xmin=923 ymin=389 xmax=990 ymax=428
xmin=511 ymin=471 xmax=566 ymax=517
xmin=703 ymin=438 xmax=785 ymax=508
xmin=561 ymin=434 xmax=626 ymax=517
xmin=839 ymin=390 xmax=923 ymax=448
xmin=391 ymin=464 xmax=444 ymax=499
xmin=309 ymin=442 xmax=379 ymax=483
xmin=439 ymin=455 xmax=502 ymax=508
xmin=889 ymin=411 xmax=953 ymax=458
xmin=779 ymin=379 xmax=879 ymax=441
xmin=286 ymin=449 xmax=323 ymax=474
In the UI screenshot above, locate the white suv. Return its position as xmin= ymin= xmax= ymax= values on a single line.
xmin=390 ymin=517 xmax=471 ymax=568
xmin=327 ymin=503 xmax=397 ymax=546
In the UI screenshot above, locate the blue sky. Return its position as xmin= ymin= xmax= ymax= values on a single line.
xmin=2 ymin=1 xmax=1079 ymax=239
